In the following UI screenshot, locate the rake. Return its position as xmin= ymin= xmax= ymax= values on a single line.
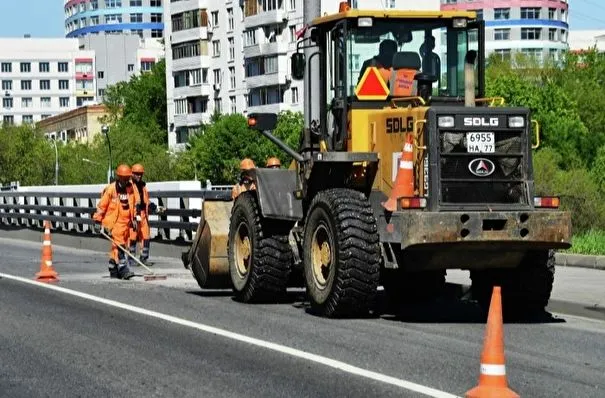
xmin=100 ymin=230 xmax=167 ymax=281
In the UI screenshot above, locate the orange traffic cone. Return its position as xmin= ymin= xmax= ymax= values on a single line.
xmin=382 ymin=133 xmax=415 ymax=212
xmin=466 ymin=286 xmax=519 ymax=398
xmin=35 ymin=220 xmax=59 ymax=283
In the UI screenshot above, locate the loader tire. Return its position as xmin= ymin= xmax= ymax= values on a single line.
xmin=471 ymin=249 xmax=555 ymax=317
xmin=228 ymin=191 xmax=293 ymax=303
xmin=303 ymin=188 xmax=380 ymax=318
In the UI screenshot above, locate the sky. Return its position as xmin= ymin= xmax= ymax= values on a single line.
xmin=0 ymin=0 xmax=604 ymax=38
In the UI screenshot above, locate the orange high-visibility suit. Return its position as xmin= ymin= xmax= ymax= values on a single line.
xmin=93 ymin=180 xmax=139 ymax=264
xmin=130 ymin=180 xmax=151 ymax=257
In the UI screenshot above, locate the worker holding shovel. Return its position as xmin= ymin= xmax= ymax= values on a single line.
xmin=93 ymin=164 xmax=138 ymax=280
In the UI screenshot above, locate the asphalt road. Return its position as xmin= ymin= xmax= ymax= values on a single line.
xmin=0 ymin=237 xmax=603 ymax=398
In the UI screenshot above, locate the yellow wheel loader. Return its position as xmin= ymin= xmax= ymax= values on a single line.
xmin=181 ymin=1 xmax=572 ymax=318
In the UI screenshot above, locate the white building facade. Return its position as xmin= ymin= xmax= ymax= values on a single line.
xmin=0 ymin=38 xmax=96 ymax=126
xmin=165 ymin=0 xmax=442 ymax=149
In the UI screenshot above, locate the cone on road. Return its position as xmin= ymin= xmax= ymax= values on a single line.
xmin=35 ymin=220 xmax=59 ymax=283
xmin=382 ymin=133 xmax=415 ymax=212
xmin=466 ymin=286 xmax=519 ymax=398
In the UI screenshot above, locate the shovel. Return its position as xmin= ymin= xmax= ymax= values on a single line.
xmin=100 ymin=230 xmax=167 ymax=281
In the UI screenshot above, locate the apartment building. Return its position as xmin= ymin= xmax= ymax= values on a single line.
xmin=165 ymin=0 xmax=442 ymax=149
xmin=64 ymin=0 xmax=165 ymax=39
xmin=0 ymin=38 xmax=96 ymax=126
xmin=78 ymin=34 xmax=164 ymax=100
xmin=441 ymin=0 xmax=569 ymax=62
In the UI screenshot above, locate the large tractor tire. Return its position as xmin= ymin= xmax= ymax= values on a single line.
xmin=302 ymin=188 xmax=381 ymax=318
xmin=471 ymin=249 xmax=555 ymax=317
xmin=227 ymin=192 xmax=293 ymax=303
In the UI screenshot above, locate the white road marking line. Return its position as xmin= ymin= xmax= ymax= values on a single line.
xmin=0 ymin=272 xmax=459 ymax=398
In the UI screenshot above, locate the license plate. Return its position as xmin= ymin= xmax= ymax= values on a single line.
xmin=466 ymin=132 xmax=495 ymax=153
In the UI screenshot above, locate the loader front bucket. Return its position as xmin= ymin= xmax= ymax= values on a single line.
xmin=182 ymin=199 xmax=233 ymax=289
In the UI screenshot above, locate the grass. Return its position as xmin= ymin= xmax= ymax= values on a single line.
xmin=565 ymin=230 xmax=605 ymax=256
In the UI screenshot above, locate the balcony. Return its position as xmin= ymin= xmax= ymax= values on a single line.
xmin=174 ymin=112 xmax=211 ymax=127
xmin=246 ymin=103 xmax=291 ymax=114
xmin=245 ymin=72 xmax=291 ymax=89
xmin=172 ymin=55 xmax=210 ymax=72
xmin=174 ymin=84 xmax=212 ymax=98
xmin=243 ymin=41 xmax=292 ymax=58
xmin=244 ymin=8 xmax=288 ymax=29
xmin=171 ymin=27 xmax=209 ymax=45
xmin=171 ymin=0 xmax=208 ymax=15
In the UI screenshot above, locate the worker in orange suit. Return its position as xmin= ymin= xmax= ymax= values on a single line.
xmin=266 ymin=157 xmax=281 ymax=169
xmin=93 ymin=164 xmax=138 ymax=280
xmin=231 ymin=158 xmax=256 ymax=200
xmin=129 ymin=163 xmax=154 ymax=266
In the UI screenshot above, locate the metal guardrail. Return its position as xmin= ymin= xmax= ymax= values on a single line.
xmin=0 ymin=185 xmax=233 ymax=242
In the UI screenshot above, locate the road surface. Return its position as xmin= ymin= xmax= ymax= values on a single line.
xmin=0 ymin=237 xmax=603 ymax=397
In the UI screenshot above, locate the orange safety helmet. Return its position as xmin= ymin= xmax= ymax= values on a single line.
xmin=132 ymin=163 xmax=145 ymax=174
xmin=240 ymin=158 xmax=255 ymax=171
xmin=266 ymin=157 xmax=281 ymax=168
xmin=116 ymin=164 xmax=132 ymax=178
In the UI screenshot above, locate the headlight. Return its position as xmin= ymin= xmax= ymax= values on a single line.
xmin=438 ymin=116 xmax=455 ymax=128
xmin=508 ymin=116 xmax=525 ymax=128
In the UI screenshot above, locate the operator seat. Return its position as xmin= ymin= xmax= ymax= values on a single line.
xmin=389 ymin=51 xmax=422 ymax=97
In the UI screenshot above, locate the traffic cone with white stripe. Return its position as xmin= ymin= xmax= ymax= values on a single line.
xmin=466 ymin=286 xmax=519 ymax=398
xmin=35 ymin=220 xmax=59 ymax=283
xmin=382 ymin=133 xmax=415 ymax=212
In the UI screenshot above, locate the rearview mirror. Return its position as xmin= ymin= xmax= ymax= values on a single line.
xmin=248 ymin=113 xmax=278 ymax=131
xmin=291 ymin=52 xmax=305 ymax=80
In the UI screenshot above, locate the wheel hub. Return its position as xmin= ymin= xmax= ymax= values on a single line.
xmin=311 ymin=224 xmax=332 ymax=289
xmin=235 ymin=222 xmax=251 ymax=276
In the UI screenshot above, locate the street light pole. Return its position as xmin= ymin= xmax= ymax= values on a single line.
xmin=102 ymin=125 xmax=113 ymax=183
xmin=47 ymin=136 xmax=59 ymax=185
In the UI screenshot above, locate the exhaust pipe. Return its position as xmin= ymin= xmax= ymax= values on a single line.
xmin=464 ymin=50 xmax=477 ymax=107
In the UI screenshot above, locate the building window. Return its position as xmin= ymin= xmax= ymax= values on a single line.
xmin=106 ymin=0 xmax=122 ymax=7
xmin=191 ymin=68 xmax=202 ymax=85
xmin=105 ymin=14 xmax=122 ymax=23
xmin=521 ymin=7 xmax=541 ymax=19
xmin=41 ymin=97 xmax=51 ymax=108
xmin=98 ymin=71 xmax=104 ymax=79
xmin=244 ymin=29 xmax=257 ymax=47
xmin=128 ymin=64 xmax=134 ymax=71
xmin=494 ymin=8 xmax=509 ymax=20
xmin=130 ymin=13 xmax=143 ymax=23
xmin=151 ymin=29 xmax=163 ymax=38
xmin=228 ymin=37 xmax=235 ymax=61
xmin=20 ymin=62 xmax=31 ymax=73
xmin=1 ymin=62 xmax=11 ymax=73
xmin=175 ymin=99 xmax=186 ymax=115
xmin=228 ymin=8 xmax=234 ymax=31
xmin=130 ymin=0 xmax=142 ymax=6
xmin=549 ymin=28 xmax=557 ymax=41
xmin=58 ymin=62 xmax=69 ymax=72
xmin=521 ymin=28 xmax=541 ymax=40
xmin=172 ymin=40 xmax=200 ymax=60
xmin=289 ymin=25 xmax=297 ymax=42
xmin=22 ymin=115 xmax=33 ymax=124
xmin=214 ymin=98 xmax=222 ymax=113
xmin=131 ymin=29 xmax=143 ymax=38
xmin=212 ymin=40 xmax=220 ymax=57
xmin=230 ymin=96 xmax=236 ymax=113
xmin=1 ymin=80 xmax=12 ymax=90
xmin=40 ymin=80 xmax=51 ymax=90
xmin=98 ymin=89 xmax=105 ymax=97
xmin=59 ymin=80 xmax=69 ymax=90
xmin=21 ymin=80 xmax=32 ymax=90
xmin=151 ymin=13 xmax=162 ymax=23
xmin=3 ymin=98 xmax=13 ymax=108
xmin=494 ymin=29 xmax=510 ymax=41
xmin=213 ymin=69 xmax=221 ymax=85
xmin=229 ymin=67 xmax=235 ymax=89
xmin=141 ymin=61 xmax=155 ymax=71
xmin=21 ymin=97 xmax=32 ymax=108
xmin=3 ymin=115 xmax=14 ymax=125
xmin=211 ymin=11 xmax=218 ymax=27
xmin=549 ymin=8 xmax=556 ymax=20
xmin=41 ymin=114 xmax=51 ymax=120
xmin=39 ymin=62 xmax=50 ymax=72
xmin=150 ymin=0 xmax=161 ymax=6
xmin=60 ymin=97 xmax=70 ymax=107
xmin=292 ymin=87 xmax=299 ymax=103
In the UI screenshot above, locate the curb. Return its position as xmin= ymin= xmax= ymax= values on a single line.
xmin=555 ymin=253 xmax=605 ymax=271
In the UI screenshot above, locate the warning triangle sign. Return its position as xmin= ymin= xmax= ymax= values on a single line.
xmin=355 ymin=67 xmax=390 ymax=100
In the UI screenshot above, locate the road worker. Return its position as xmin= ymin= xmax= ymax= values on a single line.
xmin=129 ymin=163 xmax=155 ymax=266
xmin=231 ymin=158 xmax=256 ymax=200
xmin=93 ymin=164 xmax=139 ymax=280
xmin=266 ymin=157 xmax=281 ymax=169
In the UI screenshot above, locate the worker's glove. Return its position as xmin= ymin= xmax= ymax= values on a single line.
xmin=93 ymin=222 xmax=101 ymax=234
xmin=148 ymin=202 xmax=157 ymax=214
xmin=132 ymin=218 xmax=139 ymax=232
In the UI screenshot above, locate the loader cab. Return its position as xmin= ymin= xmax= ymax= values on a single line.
xmin=291 ymin=9 xmax=485 ymax=152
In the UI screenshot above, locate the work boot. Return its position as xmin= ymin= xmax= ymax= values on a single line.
xmin=108 ymin=259 xmax=119 ymax=278
xmin=117 ymin=264 xmax=135 ymax=280
xmin=140 ymin=257 xmax=154 ymax=267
